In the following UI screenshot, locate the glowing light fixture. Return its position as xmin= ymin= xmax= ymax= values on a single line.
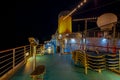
xmin=80 ymin=2 xmax=83 ymax=6
xmin=71 ymin=38 xmax=76 ymax=43
xmin=48 ymin=47 xmax=52 ymax=53
xmin=84 ymin=0 xmax=87 ymax=3
xmin=102 ymin=38 xmax=107 ymax=44
xmin=77 ymin=5 xmax=81 ymax=8
xmin=58 ymin=34 xmax=62 ymax=39
xmin=66 ymin=34 xmax=69 ymax=36
xmin=83 ymin=38 xmax=85 ymax=43
xmin=26 ymin=52 xmax=29 ymax=57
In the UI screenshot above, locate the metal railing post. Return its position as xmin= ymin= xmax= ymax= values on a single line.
xmin=30 ymin=45 xmax=32 ymax=56
xmin=84 ymin=19 xmax=88 ymax=74
xmin=24 ymin=46 xmax=26 ymax=63
xmin=33 ymin=46 xmax=37 ymax=71
xmin=13 ymin=49 xmax=15 ymax=72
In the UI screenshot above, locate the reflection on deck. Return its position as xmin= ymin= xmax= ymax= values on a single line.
xmin=10 ymin=54 xmax=120 ymax=80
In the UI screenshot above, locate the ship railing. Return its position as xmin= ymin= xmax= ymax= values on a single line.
xmin=0 ymin=45 xmax=31 ymax=80
xmin=86 ymin=45 xmax=120 ymax=74
xmin=86 ymin=31 xmax=120 ymax=38
xmin=72 ymin=45 xmax=120 ymax=74
xmin=87 ymin=44 xmax=120 ymax=53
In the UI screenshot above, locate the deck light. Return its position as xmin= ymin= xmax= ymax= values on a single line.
xmin=26 ymin=52 xmax=29 ymax=57
xmin=77 ymin=5 xmax=81 ymax=8
xmin=80 ymin=2 xmax=83 ymax=6
xmin=58 ymin=34 xmax=62 ymax=39
xmin=83 ymin=38 xmax=85 ymax=43
xmin=48 ymin=47 xmax=52 ymax=54
xmin=102 ymin=38 xmax=107 ymax=44
xmin=71 ymin=38 xmax=76 ymax=43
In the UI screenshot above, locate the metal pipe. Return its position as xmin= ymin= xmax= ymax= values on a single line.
xmin=63 ymin=8 xmax=77 ymax=20
xmin=73 ymin=17 xmax=97 ymax=22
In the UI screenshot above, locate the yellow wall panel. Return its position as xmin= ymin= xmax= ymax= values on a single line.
xmin=58 ymin=16 xmax=72 ymax=34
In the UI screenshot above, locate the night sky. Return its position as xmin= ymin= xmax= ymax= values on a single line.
xmin=0 ymin=0 xmax=120 ymax=50
xmin=15 ymin=0 xmax=80 ymax=44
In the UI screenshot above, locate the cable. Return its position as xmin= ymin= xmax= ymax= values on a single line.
xmin=74 ymin=1 xmax=119 ymax=16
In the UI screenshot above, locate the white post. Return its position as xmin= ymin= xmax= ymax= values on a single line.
xmin=33 ymin=46 xmax=36 ymax=71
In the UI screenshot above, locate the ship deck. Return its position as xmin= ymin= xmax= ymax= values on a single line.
xmin=10 ymin=53 xmax=120 ymax=80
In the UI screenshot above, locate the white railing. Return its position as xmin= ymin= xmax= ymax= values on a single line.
xmin=0 ymin=45 xmax=31 ymax=80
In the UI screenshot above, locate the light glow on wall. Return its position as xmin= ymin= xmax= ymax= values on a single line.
xmin=83 ymin=38 xmax=85 ymax=43
xmin=101 ymin=38 xmax=107 ymax=45
xmin=70 ymin=38 xmax=76 ymax=43
xmin=58 ymin=34 xmax=62 ymax=39
xmin=64 ymin=38 xmax=67 ymax=43
xmin=102 ymin=38 xmax=107 ymax=43
xmin=47 ymin=47 xmax=52 ymax=54
xmin=58 ymin=16 xmax=72 ymax=34
xmin=25 ymin=52 xmax=29 ymax=56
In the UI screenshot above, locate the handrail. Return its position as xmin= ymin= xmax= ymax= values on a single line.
xmin=0 ymin=61 xmax=12 ymax=69
xmin=15 ymin=49 xmax=24 ymax=53
xmin=0 ymin=44 xmax=31 ymax=79
xmin=15 ymin=52 xmax=24 ymax=57
xmin=0 ymin=49 xmax=13 ymax=53
xmin=0 ymin=57 xmax=13 ymax=64
xmin=0 ymin=45 xmax=30 ymax=53
xmin=0 ymin=67 xmax=12 ymax=76
xmin=0 ymin=52 xmax=12 ymax=58
xmin=15 ymin=55 xmax=24 ymax=61
xmin=15 ymin=59 xmax=24 ymax=65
